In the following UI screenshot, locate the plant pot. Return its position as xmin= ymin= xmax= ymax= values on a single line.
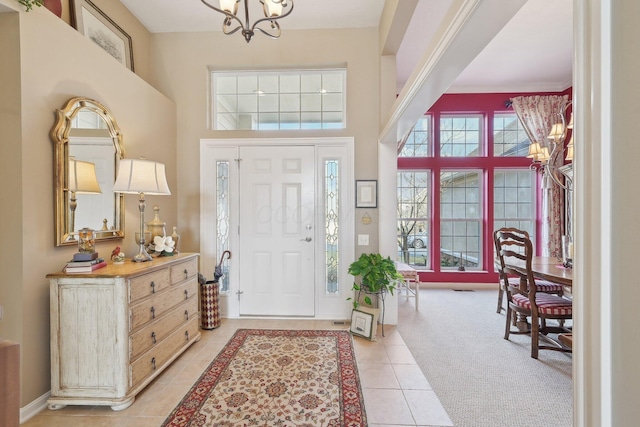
xmin=44 ymin=0 xmax=62 ymax=17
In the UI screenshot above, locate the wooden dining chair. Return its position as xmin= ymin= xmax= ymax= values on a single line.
xmin=493 ymin=228 xmax=564 ymax=314
xmin=496 ymin=229 xmax=573 ymax=359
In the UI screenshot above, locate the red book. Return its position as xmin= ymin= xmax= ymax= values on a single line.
xmin=64 ymin=260 xmax=107 ymax=273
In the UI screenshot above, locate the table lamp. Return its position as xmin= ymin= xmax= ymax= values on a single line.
xmin=113 ymin=158 xmax=171 ymax=262
xmin=68 ymin=158 xmax=102 ymax=239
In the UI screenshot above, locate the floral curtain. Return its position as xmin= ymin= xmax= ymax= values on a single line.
xmin=510 ymin=94 xmax=569 ymax=258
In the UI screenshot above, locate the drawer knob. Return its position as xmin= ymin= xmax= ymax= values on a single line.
xmin=151 ymin=357 xmax=156 ymax=370
xmin=184 ymin=289 xmax=189 ymax=300
xmin=184 ymin=269 xmax=188 ymax=279
xmin=150 ymin=306 xmax=155 ymax=319
xmin=185 ymin=330 xmax=189 ymax=341
xmin=150 ymin=281 xmax=156 ymax=293
xmin=184 ymin=309 xmax=189 ymax=320
xmin=151 ymin=332 xmax=156 ymax=344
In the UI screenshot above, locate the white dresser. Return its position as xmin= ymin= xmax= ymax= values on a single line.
xmin=47 ymin=253 xmax=201 ymax=410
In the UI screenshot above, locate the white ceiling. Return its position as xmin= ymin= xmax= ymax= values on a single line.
xmin=120 ymin=0 xmax=572 ymax=94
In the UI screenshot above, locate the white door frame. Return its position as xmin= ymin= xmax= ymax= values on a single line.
xmin=200 ymin=137 xmax=355 ymax=320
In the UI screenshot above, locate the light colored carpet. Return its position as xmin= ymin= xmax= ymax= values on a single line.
xmin=396 ymin=288 xmax=572 ymax=427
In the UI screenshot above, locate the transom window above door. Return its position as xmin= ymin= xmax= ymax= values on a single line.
xmin=212 ymin=69 xmax=346 ymax=130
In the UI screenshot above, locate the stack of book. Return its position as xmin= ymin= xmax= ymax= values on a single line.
xmin=64 ymin=252 xmax=107 ymax=273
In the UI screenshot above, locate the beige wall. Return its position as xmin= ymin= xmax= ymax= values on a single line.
xmin=25 ymin=0 xmax=155 ymax=84
xmin=0 ymin=1 xmax=382 ymax=409
xmin=0 ymin=11 xmax=24 ymax=399
xmin=0 ymin=2 xmax=176 ymax=406
xmin=149 ymin=28 xmax=382 ymax=253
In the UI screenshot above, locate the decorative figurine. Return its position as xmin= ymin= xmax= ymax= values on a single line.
xmin=111 ymin=246 xmax=125 ymax=264
xmin=153 ymin=235 xmax=176 ymax=256
xmin=111 ymin=246 xmax=121 ymax=260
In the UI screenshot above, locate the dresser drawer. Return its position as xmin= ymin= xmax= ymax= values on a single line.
xmin=170 ymin=258 xmax=198 ymax=284
xmin=129 ymin=269 xmax=170 ymax=303
xmin=130 ymin=317 xmax=200 ymax=387
xmin=130 ymin=279 xmax=198 ymax=331
xmin=129 ymin=297 xmax=199 ymax=361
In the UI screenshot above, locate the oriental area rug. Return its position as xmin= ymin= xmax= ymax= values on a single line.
xmin=162 ymin=329 xmax=368 ymax=427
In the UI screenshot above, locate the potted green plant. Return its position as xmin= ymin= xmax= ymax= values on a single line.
xmin=19 ymin=0 xmax=44 ymax=11
xmin=347 ymin=253 xmax=403 ymax=309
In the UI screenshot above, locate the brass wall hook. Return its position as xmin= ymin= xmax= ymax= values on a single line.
xmin=361 ymin=212 xmax=372 ymax=225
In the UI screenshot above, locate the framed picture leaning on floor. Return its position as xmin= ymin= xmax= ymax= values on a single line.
xmin=350 ymin=309 xmax=374 ymax=340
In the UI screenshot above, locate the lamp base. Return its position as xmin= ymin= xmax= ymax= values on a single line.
xmin=132 ymin=244 xmax=153 ymax=262
xmin=132 ymin=193 xmax=153 ymax=262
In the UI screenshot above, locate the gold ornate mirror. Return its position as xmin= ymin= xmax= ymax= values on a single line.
xmin=51 ymin=97 xmax=126 ymax=246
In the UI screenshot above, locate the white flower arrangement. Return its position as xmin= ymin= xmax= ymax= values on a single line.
xmin=153 ymin=235 xmax=176 ymax=256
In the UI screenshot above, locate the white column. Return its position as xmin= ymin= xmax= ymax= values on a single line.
xmin=575 ymin=0 xmax=640 ymax=425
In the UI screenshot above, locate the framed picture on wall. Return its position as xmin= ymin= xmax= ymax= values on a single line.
xmin=70 ymin=0 xmax=134 ymax=71
xmin=356 ymin=180 xmax=377 ymax=208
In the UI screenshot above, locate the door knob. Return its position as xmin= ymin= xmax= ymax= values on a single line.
xmin=300 ymin=237 xmax=312 ymax=242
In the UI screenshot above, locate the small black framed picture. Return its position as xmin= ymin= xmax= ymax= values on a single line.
xmin=350 ymin=309 xmax=374 ymax=340
xmin=356 ymin=180 xmax=377 ymax=208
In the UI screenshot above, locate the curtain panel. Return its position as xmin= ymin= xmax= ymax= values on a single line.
xmin=510 ymin=94 xmax=569 ymax=258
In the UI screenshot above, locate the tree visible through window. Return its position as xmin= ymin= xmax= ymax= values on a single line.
xmin=440 ymin=170 xmax=481 ymax=269
xmin=440 ymin=115 xmax=481 ymax=157
xmin=397 ymin=171 xmax=430 ymax=267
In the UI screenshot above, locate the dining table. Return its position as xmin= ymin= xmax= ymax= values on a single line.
xmin=501 ymin=255 xmax=573 ymax=334
xmin=503 ymin=256 xmax=573 ymax=287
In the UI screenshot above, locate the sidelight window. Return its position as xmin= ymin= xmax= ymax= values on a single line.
xmin=325 ymin=160 xmax=340 ymax=294
xmin=216 ymin=161 xmax=231 ymax=292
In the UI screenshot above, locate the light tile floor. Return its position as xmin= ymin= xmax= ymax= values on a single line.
xmin=21 ymin=319 xmax=452 ymax=426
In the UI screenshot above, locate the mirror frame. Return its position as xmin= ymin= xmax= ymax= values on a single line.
xmin=51 ymin=97 xmax=126 ymax=246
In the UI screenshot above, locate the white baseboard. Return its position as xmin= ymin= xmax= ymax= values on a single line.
xmin=21 ymin=391 xmax=49 ymax=424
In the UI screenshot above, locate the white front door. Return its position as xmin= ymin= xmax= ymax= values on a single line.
xmin=238 ymin=146 xmax=316 ymax=316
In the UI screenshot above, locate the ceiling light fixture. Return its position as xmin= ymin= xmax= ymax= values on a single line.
xmin=201 ymin=0 xmax=294 ymax=43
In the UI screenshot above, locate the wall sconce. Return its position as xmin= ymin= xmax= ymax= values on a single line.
xmin=68 ymin=157 xmax=102 ymax=238
xmin=113 ymin=159 xmax=171 ymax=262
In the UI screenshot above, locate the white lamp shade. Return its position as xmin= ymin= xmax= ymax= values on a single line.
xmin=526 ymin=142 xmax=543 ymax=159
xmin=566 ymin=135 xmax=574 ymax=161
xmin=219 ymin=0 xmax=236 ymax=13
xmin=547 ymin=123 xmax=565 ymax=140
xmin=540 ymin=146 xmax=551 ymax=164
xmin=68 ymin=159 xmax=102 ymax=194
xmin=264 ymin=0 xmax=283 ymax=17
xmin=565 ymin=144 xmax=574 ymax=161
xmin=113 ymin=159 xmax=171 ymax=195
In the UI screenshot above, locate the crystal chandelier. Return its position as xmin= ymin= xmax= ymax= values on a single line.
xmin=201 ymin=0 xmax=294 ymax=43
